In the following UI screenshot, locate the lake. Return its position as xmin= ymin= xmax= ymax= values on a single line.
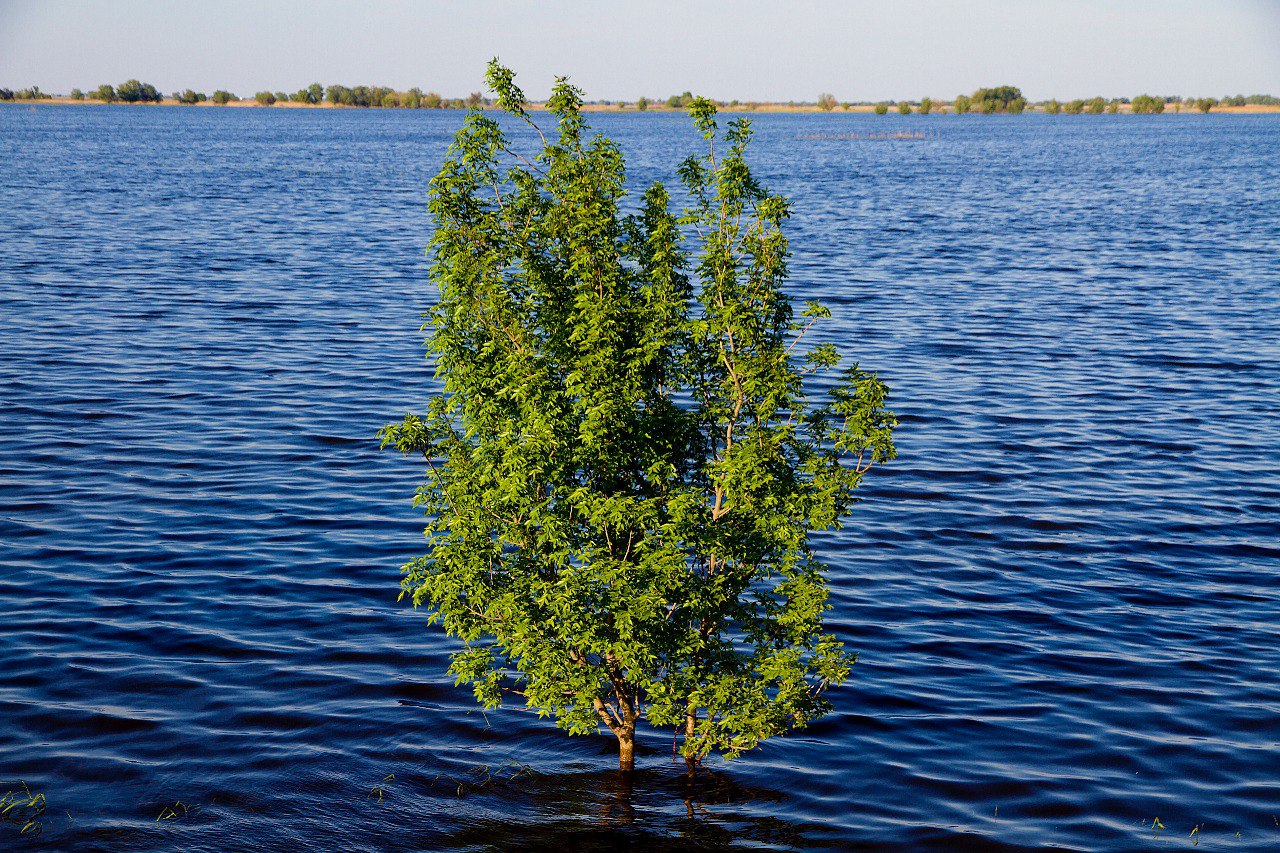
xmin=1 ymin=104 xmax=1278 ymax=850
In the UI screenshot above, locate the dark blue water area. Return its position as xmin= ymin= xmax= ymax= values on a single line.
xmin=1 ymin=103 xmax=1278 ymax=850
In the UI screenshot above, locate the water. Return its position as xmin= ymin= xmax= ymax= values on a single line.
xmin=1 ymin=104 xmax=1277 ymax=850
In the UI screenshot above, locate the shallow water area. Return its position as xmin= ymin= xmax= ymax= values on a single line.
xmin=1 ymin=104 xmax=1278 ymax=850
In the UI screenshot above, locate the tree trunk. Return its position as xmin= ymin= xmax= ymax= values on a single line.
xmin=618 ymin=724 xmax=635 ymax=772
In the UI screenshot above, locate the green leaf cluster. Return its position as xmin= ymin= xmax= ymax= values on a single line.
xmin=382 ymin=61 xmax=897 ymax=769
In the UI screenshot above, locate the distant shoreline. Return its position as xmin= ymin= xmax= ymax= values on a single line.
xmin=6 ymin=97 xmax=1279 ymax=115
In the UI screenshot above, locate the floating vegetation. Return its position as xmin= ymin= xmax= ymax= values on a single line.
xmin=368 ymin=773 xmax=395 ymax=805
xmin=1 ymin=782 xmax=46 ymax=838
xmin=428 ymin=759 xmax=539 ymax=798
xmin=795 ymin=131 xmax=935 ymax=140
xmin=156 ymin=800 xmax=200 ymax=822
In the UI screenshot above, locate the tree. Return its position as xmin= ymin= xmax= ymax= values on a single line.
xmin=212 ymin=90 xmax=236 ymax=105
xmin=896 ymin=101 xmax=911 ymax=115
xmin=382 ymin=61 xmax=896 ymax=774
xmin=423 ymin=91 xmax=443 ymax=109
xmin=636 ymin=96 xmax=648 ymax=111
xmin=1087 ymin=96 xmax=1105 ymax=114
xmin=1044 ymin=99 xmax=1061 ymax=115
xmin=873 ymin=102 xmax=889 ymax=115
xmin=1130 ymin=93 xmax=1164 ymax=114
xmin=1194 ymin=97 xmax=1216 ymax=114
xmin=918 ymin=97 xmax=932 ymax=115
xmin=972 ymin=86 xmax=1024 ymax=113
xmin=255 ymin=91 xmax=277 ymax=106
xmin=666 ymin=91 xmax=694 ymax=109
xmin=307 ymin=83 xmax=323 ymax=104
xmin=93 ymin=84 xmax=117 ymax=103
xmin=117 ymin=79 xmax=161 ymax=103
xmin=176 ymin=89 xmax=205 ymax=105
xmin=1064 ymin=99 xmax=1084 ymax=115
xmin=817 ymin=92 xmax=837 ymax=111
xmin=952 ymin=94 xmax=971 ymax=114
xmin=69 ymin=88 xmax=84 ymax=101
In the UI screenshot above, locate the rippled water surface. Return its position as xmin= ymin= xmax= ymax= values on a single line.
xmin=2 ymin=104 xmax=1278 ymax=850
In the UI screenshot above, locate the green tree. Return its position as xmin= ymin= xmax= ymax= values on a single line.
xmin=1044 ymin=99 xmax=1061 ymax=115
xmin=382 ymin=61 xmax=896 ymax=773
xmin=896 ymin=101 xmax=911 ymax=115
xmin=918 ymin=97 xmax=933 ymax=115
xmin=69 ymin=88 xmax=84 ymax=101
xmin=176 ymin=89 xmax=205 ymax=105
xmin=382 ymin=92 xmax=400 ymax=108
xmin=817 ymin=92 xmax=837 ymax=111
xmin=952 ymin=94 xmax=971 ymax=114
xmin=116 ymin=79 xmax=161 ymax=103
xmin=255 ymin=91 xmax=277 ymax=106
xmin=873 ymin=102 xmax=889 ymax=114
xmin=1194 ymin=97 xmax=1216 ymax=113
xmin=93 ymin=84 xmax=117 ymax=103
xmin=1064 ymin=99 xmax=1084 ymax=115
xmin=636 ymin=96 xmax=649 ymax=111
xmin=307 ymin=82 xmax=323 ymax=104
xmin=423 ymin=91 xmax=443 ymax=109
xmin=1107 ymin=99 xmax=1120 ymax=114
xmin=404 ymin=87 xmax=423 ymax=108
xmin=212 ymin=90 xmax=236 ymax=105
xmin=972 ymin=85 xmax=1023 ymax=113
xmin=1130 ymin=93 xmax=1165 ymax=114
xmin=1087 ymin=96 xmax=1105 ymax=114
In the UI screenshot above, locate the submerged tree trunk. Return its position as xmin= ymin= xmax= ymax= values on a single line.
xmin=618 ymin=725 xmax=636 ymax=773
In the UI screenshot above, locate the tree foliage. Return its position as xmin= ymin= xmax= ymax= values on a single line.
xmin=254 ymin=90 xmax=277 ymax=106
xmin=873 ymin=102 xmax=889 ymax=115
xmin=1130 ymin=94 xmax=1166 ymax=114
xmin=952 ymin=94 xmax=971 ymax=114
xmin=817 ymin=92 xmax=837 ymax=111
xmin=918 ymin=97 xmax=933 ymax=115
xmin=382 ymin=61 xmax=896 ymax=772
xmin=116 ymin=79 xmax=161 ymax=103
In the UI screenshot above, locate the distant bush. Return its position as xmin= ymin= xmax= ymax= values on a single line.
xmin=176 ymin=89 xmax=206 ymax=105
xmin=15 ymin=86 xmax=51 ymax=100
xmin=666 ymin=91 xmax=693 ymax=109
xmin=404 ymin=87 xmax=423 ymax=108
xmin=896 ymin=101 xmax=911 ymax=114
xmin=1064 ymin=99 xmax=1084 ymax=115
xmin=1087 ymin=96 xmax=1105 ymax=114
xmin=255 ymin=91 xmax=277 ymax=106
xmin=1244 ymin=94 xmax=1279 ymax=106
xmin=117 ymin=79 xmax=161 ymax=103
xmin=1130 ymin=94 xmax=1164 ymax=114
xmin=973 ymin=85 xmax=1024 ymax=114
xmin=873 ymin=102 xmax=888 ymax=115
xmin=69 ymin=88 xmax=84 ymax=101
xmin=93 ymin=84 xmax=117 ymax=103
xmin=1194 ymin=97 xmax=1217 ymax=113
xmin=952 ymin=94 xmax=971 ymax=114
xmin=212 ymin=90 xmax=236 ymax=105
xmin=381 ymin=92 xmax=399 ymax=108
xmin=423 ymin=91 xmax=442 ymax=109
xmin=1044 ymin=99 xmax=1061 ymax=114
xmin=817 ymin=92 xmax=837 ymax=111
xmin=1107 ymin=99 xmax=1120 ymax=114
xmin=918 ymin=97 xmax=933 ymax=115
xmin=636 ymin=96 xmax=648 ymax=111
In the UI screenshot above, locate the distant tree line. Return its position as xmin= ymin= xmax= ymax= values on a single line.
xmin=4 ymin=82 xmax=1280 ymax=113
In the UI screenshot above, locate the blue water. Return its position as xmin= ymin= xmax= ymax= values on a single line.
xmin=1 ymin=104 xmax=1278 ymax=851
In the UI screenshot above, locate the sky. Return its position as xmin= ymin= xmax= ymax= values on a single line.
xmin=1 ymin=0 xmax=1278 ymax=101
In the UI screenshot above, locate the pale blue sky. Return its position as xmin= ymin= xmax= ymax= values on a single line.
xmin=1 ymin=0 xmax=1278 ymax=101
